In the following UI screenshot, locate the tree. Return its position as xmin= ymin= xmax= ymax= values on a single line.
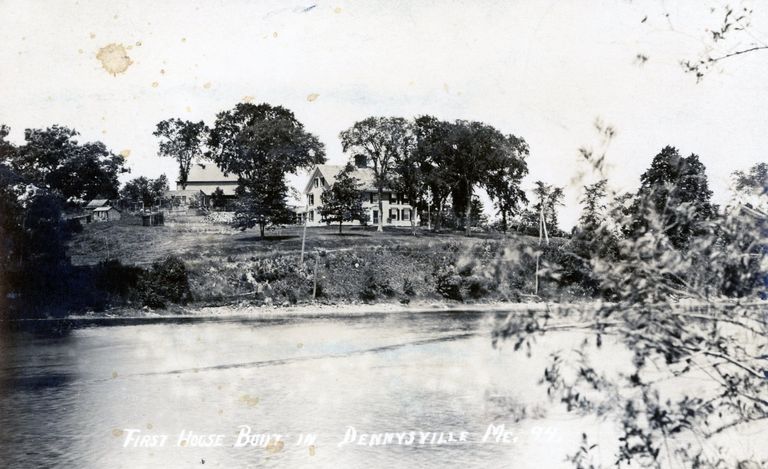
xmin=207 ymin=103 xmax=325 ymax=237
xmin=630 ymin=146 xmax=716 ymax=250
xmin=414 ymin=115 xmax=454 ymax=231
xmin=339 ymin=117 xmax=415 ymax=232
xmin=210 ymin=187 xmax=227 ymax=210
xmin=319 ymin=163 xmax=368 ymax=234
xmin=5 ymin=125 xmax=127 ymax=202
xmin=733 ymin=162 xmax=768 ymax=210
xmin=468 ymin=196 xmax=488 ymax=229
xmin=391 ymin=120 xmax=432 ymax=235
xmin=0 ymin=124 xmax=15 ymax=163
xmin=153 ymin=119 xmax=207 ymax=190
xmin=577 ymin=179 xmax=608 ymax=234
xmin=531 ymin=181 xmax=565 ymax=237
xmin=0 ymin=158 xmax=80 ymax=318
xmin=120 ymin=175 xmax=169 ymax=209
xmin=494 ymin=199 xmax=768 ymax=468
xmin=486 ymin=135 xmax=530 ymax=232
xmin=417 ymin=120 xmax=523 ymax=236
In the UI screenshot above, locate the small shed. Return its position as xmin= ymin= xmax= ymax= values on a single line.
xmin=93 ymin=206 xmax=121 ymax=222
xmin=142 ymin=211 xmax=164 ymax=226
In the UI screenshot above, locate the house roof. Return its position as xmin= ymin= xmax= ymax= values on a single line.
xmin=303 ymin=164 xmax=378 ymax=193
xmin=182 ymin=162 xmax=239 ymax=195
xmin=93 ymin=206 xmax=120 ymax=212
xmin=85 ymin=199 xmax=110 ymax=208
xmin=184 ymin=162 xmax=239 ymax=185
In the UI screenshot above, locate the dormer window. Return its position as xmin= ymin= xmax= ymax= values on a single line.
xmin=314 ymin=178 xmax=319 ymax=188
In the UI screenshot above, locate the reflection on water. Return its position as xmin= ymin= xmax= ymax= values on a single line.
xmin=0 ymin=311 xmax=616 ymax=468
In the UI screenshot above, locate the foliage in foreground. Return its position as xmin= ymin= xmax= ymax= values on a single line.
xmin=493 ymin=176 xmax=767 ymax=467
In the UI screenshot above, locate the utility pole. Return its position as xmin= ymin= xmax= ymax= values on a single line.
xmin=312 ymin=251 xmax=319 ymax=300
xmin=534 ymin=201 xmax=550 ymax=295
xmin=300 ymin=200 xmax=309 ymax=266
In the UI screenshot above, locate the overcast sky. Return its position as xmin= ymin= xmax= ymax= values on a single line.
xmin=2 ymin=0 xmax=767 ymax=228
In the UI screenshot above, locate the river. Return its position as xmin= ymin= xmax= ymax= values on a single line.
xmin=0 ymin=310 xmax=618 ymax=468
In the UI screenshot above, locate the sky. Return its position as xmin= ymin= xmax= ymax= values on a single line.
xmin=1 ymin=0 xmax=767 ymax=228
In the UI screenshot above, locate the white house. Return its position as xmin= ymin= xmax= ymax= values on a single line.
xmin=295 ymin=157 xmax=419 ymax=228
xmin=179 ymin=163 xmax=239 ymax=206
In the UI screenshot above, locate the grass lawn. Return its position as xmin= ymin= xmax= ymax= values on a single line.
xmin=68 ymin=213 xmax=538 ymax=267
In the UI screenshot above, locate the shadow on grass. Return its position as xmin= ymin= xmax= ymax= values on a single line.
xmin=236 ymin=235 xmax=300 ymax=242
xmin=328 ymin=232 xmax=371 ymax=237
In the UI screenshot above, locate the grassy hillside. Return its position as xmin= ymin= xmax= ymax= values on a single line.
xmin=67 ymin=214 xmax=576 ymax=309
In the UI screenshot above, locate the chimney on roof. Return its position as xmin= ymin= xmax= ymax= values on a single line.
xmin=353 ymin=154 xmax=368 ymax=168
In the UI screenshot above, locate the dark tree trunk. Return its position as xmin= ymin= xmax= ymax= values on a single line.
xmin=260 ymin=223 xmax=265 ymax=238
xmin=501 ymin=204 xmax=508 ymax=233
xmin=339 ymin=219 xmax=343 ymax=234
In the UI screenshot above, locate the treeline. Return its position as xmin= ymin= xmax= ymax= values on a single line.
xmin=547 ymin=151 xmax=766 ymax=300
xmin=151 ymin=104 xmax=534 ymax=237
xmin=0 ymin=125 xmax=192 ymax=318
xmin=493 ymin=163 xmax=767 ymax=469
xmin=1 ymin=104 xmax=765 ymax=317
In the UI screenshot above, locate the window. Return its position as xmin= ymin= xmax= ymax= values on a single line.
xmin=314 ymin=178 xmax=319 ymax=188
xmin=309 ymin=211 xmax=314 ymax=222
xmin=402 ymin=209 xmax=410 ymax=221
xmin=369 ymin=193 xmax=374 ymax=204
xmin=308 ymin=194 xmax=314 ymax=206
xmin=390 ymin=209 xmax=399 ymax=221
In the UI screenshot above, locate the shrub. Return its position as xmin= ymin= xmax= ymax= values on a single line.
xmin=137 ymin=255 xmax=192 ymax=308
xmin=359 ymin=268 xmax=395 ymax=302
xmin=402 ymin=278 xmax=416 ymax=296
xmin=434 ymin=265 xmax=463 ymax=301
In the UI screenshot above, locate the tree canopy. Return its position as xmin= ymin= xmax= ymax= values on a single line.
xmin=411 ymin=118 xmax=528 ymax=236
xmin=485 ymin=135 xmax=530 ymax=232
xmin=207 ymin=103 xmax=326 ymax=237
xmin=629 ymin=146 xmax=716 ymax=249
xmin=339 ymin=117 xmax=416 ymax=232
xmin=154 ymin=118 xmax=207 ymax=190
xmin=119 ymin=175 xmax=169 ymax=208
xmin=1 ymin=125 xmax=127 ymax=203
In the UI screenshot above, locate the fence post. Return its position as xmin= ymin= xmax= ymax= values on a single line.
xmin=312 ymin=253 xmax=318 ymax=300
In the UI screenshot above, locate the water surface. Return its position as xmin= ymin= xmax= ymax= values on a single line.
xmin=0 ymin=311 xmax=615 ymax=468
